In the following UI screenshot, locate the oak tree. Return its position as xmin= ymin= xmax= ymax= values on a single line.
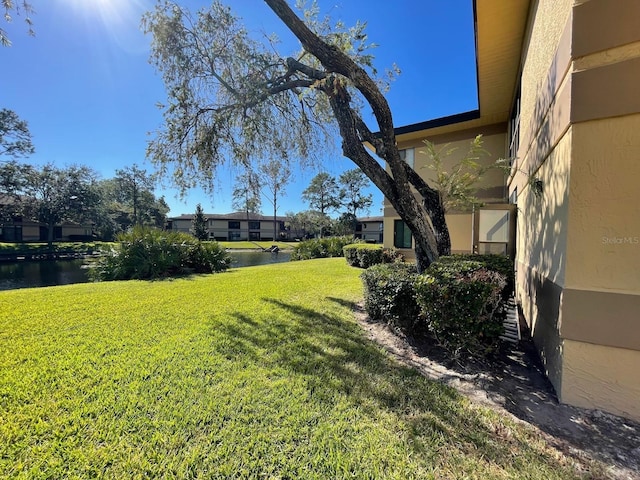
xmin=143 ymin=0 xmax=450 ymax=270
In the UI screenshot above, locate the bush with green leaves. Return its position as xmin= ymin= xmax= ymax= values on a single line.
xmin=289 ymin=236 xmax=357 ymax=261
xmin=415 ymin=259 xmax=507 ymax=355
xmin=343 ymin=243 xmax=404 ymax=269
xmin=91 ymin=227 xmax=231 ymax=281
xmin=361 ymin=263 xmax=420 ymax=329
xmin=435 ymin=254 xmax=514 ymax=301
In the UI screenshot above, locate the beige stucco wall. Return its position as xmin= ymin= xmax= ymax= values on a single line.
xmin=514 ymin=128 xmax=572 ymax=392
xmin=383 ymin=211 xmax=474 ymax=255
xmin=511 ymin=0 xmax=574 ymax=396
xmin=564 ymin=114 xmax=640 ymax=293
xmin=519 ymin=0 xmax=572 ymax=151
xmin=563 ymin=340 xmax=640 ymax=419
xmin=513 ymin=0 xmax=640 ymax=421
xmin=447 ymin=213 xmax=473 ymax=253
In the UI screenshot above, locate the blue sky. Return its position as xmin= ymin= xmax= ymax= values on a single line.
xmin=2 ymin=0 xmax=477 ymax=217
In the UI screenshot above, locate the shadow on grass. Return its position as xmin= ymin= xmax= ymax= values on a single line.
xmin=211 ymin=295 xmax=594 ymax=477
xmin=354 ymin=304 xmax=640 ymax=476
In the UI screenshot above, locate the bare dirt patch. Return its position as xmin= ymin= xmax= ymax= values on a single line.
xmin=354 ymin=304 xmax=640 ymax=480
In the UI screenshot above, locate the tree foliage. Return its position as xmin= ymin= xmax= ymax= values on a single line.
xmin=142 ymin=0 xmax=456 ymax=270
xmin=423 ymin=135 xmax=508 ymax=212
xmin=115 ymin=164 xmax=157 ymax=226
xmin=302 ymin=172 xmax=341 ymax=215
xmin=259 ymin=159 xmax=291 ymax=241
xmin=92 ymin=169 xmax=168 ymax=240
xmin=285 ymin=209 xmax=329 ymax=239
xmin=338 ymin=168 xmax=372 ymax=218
xmin=1 ymin=0 xmax=34 ymax=47
xmin=232 ymin=169 xmax=261 ymax=217
xmin=0 ymin=159 xmax=30 ymax=221
xmin=0 ymin=109 xmax=34 ymax=159
xmin=22 ymin=164 xmax=101 ymax=245
xmin=192 ymin=203 xmax=208 ymax=240
xmin=332 ymin=211 xmax=357 ymax=236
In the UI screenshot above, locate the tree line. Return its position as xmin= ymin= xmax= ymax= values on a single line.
xmin=1 ymin=107 xmax=169 ymax=243
xmin=0 ymin=160 xmax=168 ymax=243
xmin=231 ymin=167 xmax=374 ymax=239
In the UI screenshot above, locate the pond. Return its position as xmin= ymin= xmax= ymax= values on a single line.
xmin=229 ymin=250 xmax=291 ymax=268
xmin=0 ymin=259 xmax=89 ymax=291
xmin=0 ymin=251 xmax=292 ymax=291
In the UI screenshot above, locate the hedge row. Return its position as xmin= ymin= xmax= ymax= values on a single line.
xmin=361 ymin=254 xmax=514 ymax=355
xmin=289 ymin=236 xmax=357 ymax=261
xmin=343 ymin=244 xmax=404 ymax=269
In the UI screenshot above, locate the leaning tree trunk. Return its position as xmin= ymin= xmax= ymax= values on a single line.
xmin=265 ymin=0 xmax=448 ymax=271
xmin=323 ymin=78 xmax=440 ymax=272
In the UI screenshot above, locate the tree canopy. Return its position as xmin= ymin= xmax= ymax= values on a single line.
xmin=0 ymin=109 xmax=34 ymax=159
xmin=339 ymin=168 xmax=372 ymax=218
xmin=302 ymin=172 xmax=341 ymax=216
xmin=22 ymin=164 xmax=101 ymax=245
xmin=143 ymin=0 xmax=452 ymax=270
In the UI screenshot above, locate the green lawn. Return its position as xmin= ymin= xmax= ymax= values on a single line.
xmin=0 ymin=259 xmax=598 ymax=479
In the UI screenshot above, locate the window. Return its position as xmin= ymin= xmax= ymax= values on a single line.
xmin=228 ymin=221 xmax=240 ymax=229
xmin=399 ymin=148 xmax=415 ymax=169
xmin=393 ymin=220 xmax=412 ymax=249
xmin=248 ymin=221 xmax=260 ymax=230
xmin=230 ymin=231 xmax=241 ymax=240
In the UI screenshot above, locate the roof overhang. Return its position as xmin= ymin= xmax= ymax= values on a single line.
xmin=393 ymin=0 xmax=531 ymax=142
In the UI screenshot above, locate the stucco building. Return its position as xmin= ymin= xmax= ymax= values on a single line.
xmin=168 ymin=212 xmax=288 ymax=241
xmin=384 ymin=0 xmax=640 ymax=421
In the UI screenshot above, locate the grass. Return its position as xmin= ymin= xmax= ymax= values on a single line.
xmin=0 ymin=259 xmax=600 ymax=479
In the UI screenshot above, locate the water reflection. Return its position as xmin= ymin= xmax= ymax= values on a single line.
xmin=229 ymin=251 xmax=291 ymax=268
xmin=0 ymin=251 xmax=292 ymax=291
xmin=0 ymin=260 xmax=89 ymax=291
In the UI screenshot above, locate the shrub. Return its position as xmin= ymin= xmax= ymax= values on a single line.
xmin=290 ymin=236 xmax=357 ymax=261
xmin=361 ymin=263 xmax=420 ymax=329
xmin=435 ymin=254 xmax=514 ymax=301
xmin=415 ymin=260 xmax=507 ymax=355
xmin=343 ymin=244 xmax=404 ymax=268
xmin=91 ymin=227 xmax=231 ymax=281
xmin=184 ymin=241 xmax=232 ymax=273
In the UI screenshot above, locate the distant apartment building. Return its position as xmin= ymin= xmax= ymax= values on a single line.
xmin=167 ymin=212 xmax=288 ymax=241
xmin=355 ymin=216 xmax=383 ymax=243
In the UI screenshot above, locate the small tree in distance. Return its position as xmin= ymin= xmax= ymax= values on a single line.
xmin=192 ymin=203 xmax=209 ymax=241
xmin=339 ymin=168 xmax=373 ymax=222
xmin=232 ymin=169 xmax=262 ymax=222
xmin=259 ymin=159 xmax=291 ymax=242
xmin=302 ymin=172 xmax=341 ymax=237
